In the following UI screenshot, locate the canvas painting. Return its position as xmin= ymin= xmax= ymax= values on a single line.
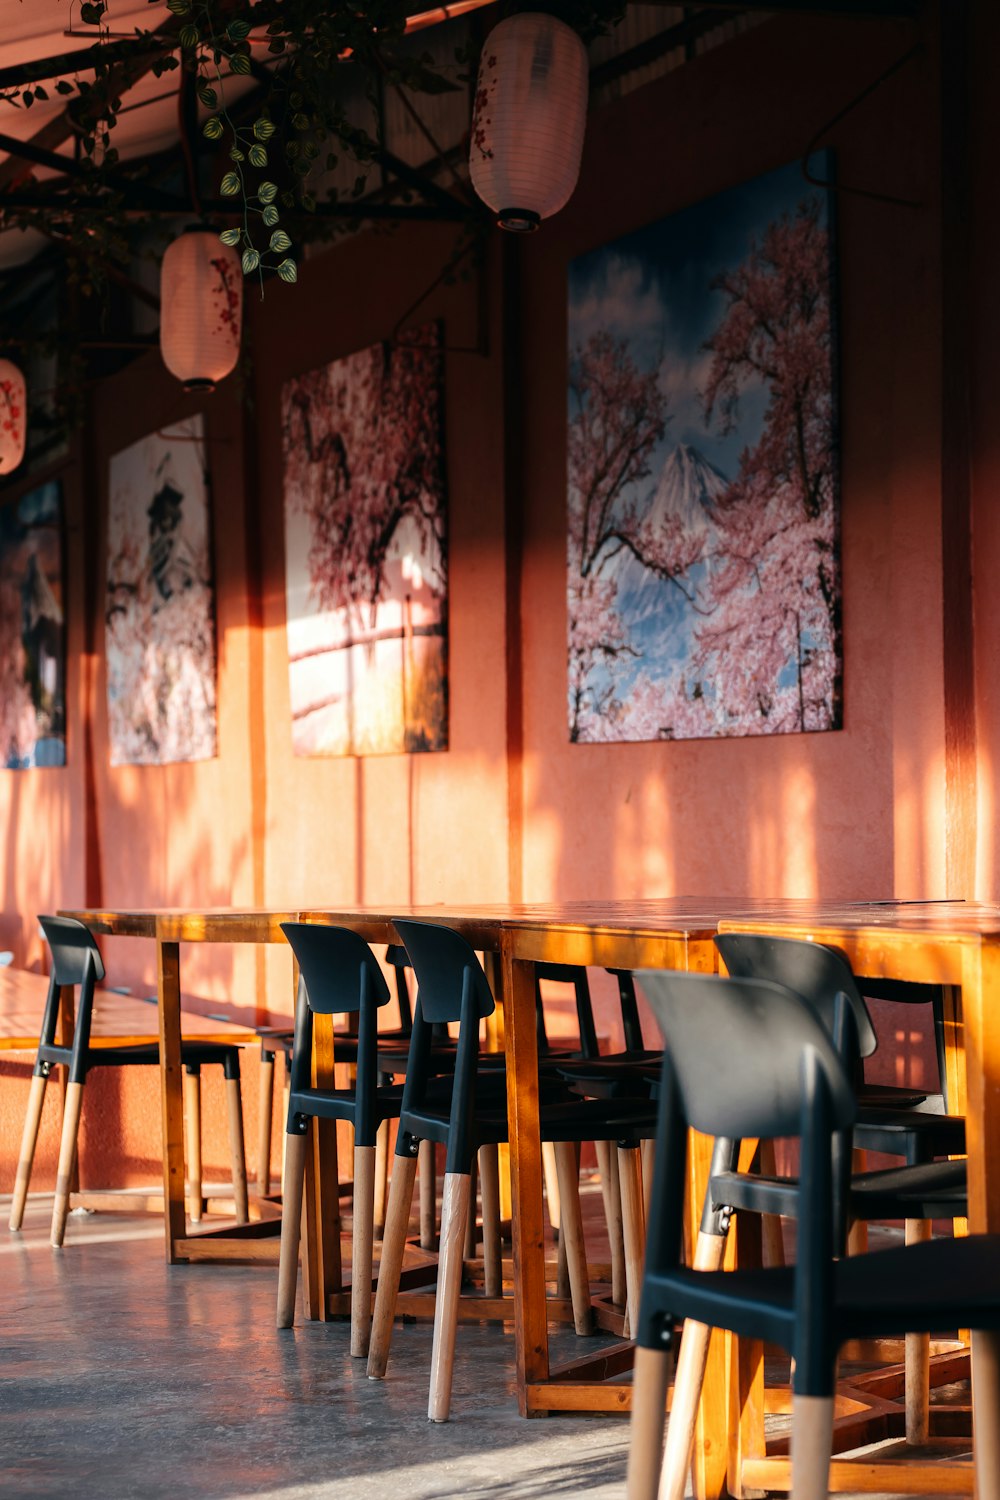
xmin=282 ymin=322 xmax=448 ymax=757
xmin=105 ymin=415 xmax=218 ymax=766
xmin=567 ymin=157 xmax=841 ymax=743
xmin=0 ymin=481 xmax=65 ymax=768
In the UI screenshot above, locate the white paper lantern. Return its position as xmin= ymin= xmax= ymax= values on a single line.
xmin=0 ymin=359 xmax=26 ymax=473
xmin=160 ymin=228 xmax=243 ymax=392
xmin=469 ymin=12 xmax=589 ymax=232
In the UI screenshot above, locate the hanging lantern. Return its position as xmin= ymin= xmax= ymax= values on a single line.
xmin=159 ymin=227 xmax=242 ymax=393
xmin=0 ymin=359 xmax=26 ymax=474
xmin=469 ymin=12 xmax=589 ymax=232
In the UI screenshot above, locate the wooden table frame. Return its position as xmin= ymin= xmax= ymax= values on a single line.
xmin=62 ymin=898 xmax=999 ymax=1500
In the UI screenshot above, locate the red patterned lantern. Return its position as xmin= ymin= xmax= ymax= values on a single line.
xmin=160 ymin=228 xmax=242 ymax=392
xmin=469 ymin=12 xmax=588 ymax=232
xmin=0 ymin=359 xmax=26 ymax=473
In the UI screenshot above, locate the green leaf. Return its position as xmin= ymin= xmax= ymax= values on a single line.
xmin=79 ymin=2 xmax=106 ymax=24
xmin=269 ymin=229 xmax=292 ymax=252
xmin=197 ymin=86 xmax=217 ymax=108
xmin=229 ymin=146 xmax=245 ymax=161
xmin=179 ymin=24 xmax=199 ymax=49
xmin=56 ymin=80 xmax=74 ymax=94
xmin=229 ymin=52 xmax=252 ymax=75
xmin=166 ymin=0 xmax=191 ymax=14
xmin=253 ymin=118 xmax=276 ymax=141
xmin=261 ymin=204 xmax=279 ymax=227
xmin=33 ymin=86 xmax=49 ymax=101
xmin=220 ymin=171 xmax=241 ymax=196
xmin=219 ymin=227 xmax=241 ymax=246
xmin=241 ymin=248 xmax=260 ymax=274
xmin=23 ymin=91 xmax=34 ymax=108
xmin=248 ymin=144 xmax=267 ymax=168
xmin=294 ymin=158 xmax=310 ymax=177
xmin=291 ymin=112 xmax=310 ymax=131
xmin=227 ymin=19 xmax=252 ymax=40
xmin=202 ymin=116 xmax=223 ymax=140
xmin=300 ymin=191 xmax=316 ymax=213
xmin=258 ymin=180 xmax=277 ymax=203
xmin=277 ymin=258 xmax=297 ymax=284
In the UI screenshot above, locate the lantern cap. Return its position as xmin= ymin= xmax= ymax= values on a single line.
xmin=497 ymin=208 xmax=540 ymax=233
xmin=182 ymin=377 xmax=216 ymax=394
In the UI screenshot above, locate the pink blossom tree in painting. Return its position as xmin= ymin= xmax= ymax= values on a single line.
xmin=0 ymin=483 xmax=65 ymax=768
xmin=282 ymin=322 xmax=447 ymax=757
xmin=566 ymin=159 xmax=840 ymax=743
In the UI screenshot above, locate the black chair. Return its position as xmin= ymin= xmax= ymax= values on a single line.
xmin=9 ymin=915 xmax=248 ymax=1247
xmin=626 ymin=970 xmax=1000 ymax=1500
xmin=715 ymin=931 xmax=967 ymax=1448
xmin=276 ymin=922 xmax=416 ymax=1357
xmin=367 ymin=919 xmax=658 ymax=1421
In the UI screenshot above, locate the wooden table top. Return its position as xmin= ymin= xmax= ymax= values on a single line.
xmin=0 ymin=965 xmax=258 ymax=1051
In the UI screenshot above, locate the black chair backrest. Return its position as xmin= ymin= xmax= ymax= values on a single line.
xmin=385 ymin=943 xmax=414 ymax=1031
xmin=39 ymin=915 xmax=106 ymax=987
xmin=280 ymin=922 xmax=390 ymax=1014
xmin=534 ymin=962 xmax=599 ymax=1059
xmin=391 ymin=920 xmax=494 ymax=1026
xmin=715 ymin=933 xmax=877 ymax=1061
xmin=639 ymin=970 xmax=856 ymax=1141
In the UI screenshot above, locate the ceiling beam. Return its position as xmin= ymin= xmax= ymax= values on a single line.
xmin=590 ymin=9 xmax=734 ymax=89
xmin=0 ymin=130 xmax=188 ymax=212
xmin=652 ymin=0 xmax=920 ymax=16
xmin=0 ymin=190 xmax=468 ymax=223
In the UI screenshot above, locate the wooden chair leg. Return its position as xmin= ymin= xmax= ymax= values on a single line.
xmin=904 ymin=1218 xmax=931 ymax=1445
xmin=257 ymin=1050 xmax=275 ymax=1197
xmin=626 ymin=1344 xmax=670 ymax=1500
xmin=280 ymin=1069 xmax=291 ymax=1191
xmin=641 ymin=1137 xmax=655 ymax=1220
xmin=429 ymin=1170 xmax=472 ymax=1422
xmin=618 ymin=1145 xmax=646 ymax=1336
xmin=50 ymin=1080 xmax=84 ymax=1248
xmin=464 ymin=1154 xmax=478 ymax=1260
xmin=10 ymin=1071 xmax=49 ymax=1230
xmin=373 ymin=1119 xmax=389 ymax=1238
xmin=553 ymin=1139 xmax=594 ymax=1335
xmin=790 ymin=1393 xmax=834 ymax=1500
xmin=605 ymin=1138 xmax=627 ymax=1309
xmin=479 ymin=1144 xmax=503 ymax=1298
xmin=276 ymin=1129 xmax=309 ymax=1328
xmin=351 ymin=1142 xmax=376 ymax=1358
xmin=658 ymin=1229 xmax=728 ymax=1500
xmin=542 ymin=1138 xmax=562 ymax=1231
xmin=225 ymin=1073 xmax=250 ymax=1225
xmin=972 ymin=1328 xmax=1000 ymax=1497
xmin=419 ymin=1138 xmax=437 ymax=1250
xmin=183 ymin=1067 xmax=203 ymax=1224
xmin=368 ymin=1152 xmax=419 ymax=1380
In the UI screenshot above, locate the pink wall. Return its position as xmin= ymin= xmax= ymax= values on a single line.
xmin=1 ymin=3 xmax=994 ymax=1187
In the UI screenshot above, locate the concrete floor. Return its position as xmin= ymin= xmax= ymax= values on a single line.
xmin=0 ymin=1195 xmax=969 ymax=1500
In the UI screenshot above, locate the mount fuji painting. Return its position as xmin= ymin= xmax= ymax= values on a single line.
xmin=567 ymin=156 xmax=842 ymax=743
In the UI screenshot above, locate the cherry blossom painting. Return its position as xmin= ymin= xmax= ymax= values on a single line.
xmin=0 ymin=482 xmax=65 ymax=768
xmin=567 ymin=157 xmax=841 ymax=743
xmin=105 ymin=416 xmax=218 ymax=766
xmin=282 ymin=323 xmax=447 ymax=757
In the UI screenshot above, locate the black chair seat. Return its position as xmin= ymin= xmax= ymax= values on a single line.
xmin=854 ymin=1106 xmax=966 ymax=1158
xmin=712 ymin=1155 xmax=968 ymax=1225
xmin=857 ymin=1082 xmax=928 ymax=1108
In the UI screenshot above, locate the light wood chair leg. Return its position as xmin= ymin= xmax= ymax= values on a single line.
xmin=903 ymin=1217 xmax=932 ymax=1445
xmin=183 ymin=1068 xmax=203 ymax=1223
xmin=553 ymin=1139 xmax=594 ymax=1335
xmin=641 ymin=1137 xmax=655 ymax=1220
xmin=479 ymin=1144 xmax=503 ymax=1298
xmin=618 ymin=1145 xmax=646 ymax=1336
xmin=429 ymin=1170 xmax=472 ymax=1422
xmin=658 ymin=1229 xmax=728 ymax=1500
xmin=351 ymin=1142 xmax=376 ymax=1358
xmin=276 ymin=1130 xmax=308 ymax=1328
xmin=419 ymin=1138 xmax=437 ymax=1250
xmin=10 ymin=1071 xmax=48 ymax=1230
xmin=373 ymin=1119 xmax=389 ymax=1237
xmin=972 ymin=1328 xmax=1000 ymax=1497
xmin=281 ymin=1071 xmax=291 ymax=1191
xmin=757 ymin=1138 xmax=785 ymax=1268
xmin=542 ymin=1138 xmax=562 ymax=1231
xmin=464 ymin=1154 xmax=478 ymax=1260
xmin=627 ymin=1344 xmax=671 ymax=1500
xmin=368 ymin=1152 xmax=419 ymax=1380
xmin=790 ymin=1392 xmax=834 ymax=1500
xmin=257 ymin=1050 xmax=275 ymax=1197
xmin=50 ymin=1080 xmax=84 ymax=1248
xmin=606 ymin=1139 xmax=627 ymax=1309
xmin=225 ymin=1074 xmax=250 ymax=1225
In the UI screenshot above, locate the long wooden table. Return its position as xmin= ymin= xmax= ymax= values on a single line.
xmin=60 ymin=898 xmax=997 ymax=1499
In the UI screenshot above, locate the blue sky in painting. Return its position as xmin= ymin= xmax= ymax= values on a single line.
xmin=568 ymin=155 xmax=832 ymax=485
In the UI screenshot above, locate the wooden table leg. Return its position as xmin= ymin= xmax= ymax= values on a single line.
xmin=501 ymin=936 xmax=548 ymax=1415
xmin=156 ymin=937 xmax=187 ymax=1263
xmin=960 ymin=941 xmax=1000 ymax=1233
xmin=301 ymin=1011 xmax=341 ymax=1320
